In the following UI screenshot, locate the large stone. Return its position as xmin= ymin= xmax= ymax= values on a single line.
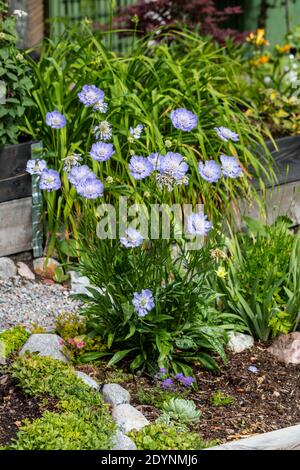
xmin=19 ymin=334 xmax=68 ymax=363
xmin=69 ymin=271 xmax=92 ymax=296
xmin=112 ymin=404 xmax=149 ymax=433
xmin=33 ymin=257 xmax=60 ymax=279
xmin=17 ymin=262 xmax=35 ymax=281
xmin=0 ymin=257 xmax=17 ymax=280
xmin=76 ymin=371 xmax=99 ymax=390
xmin=268 ymin=332 xmax=300 ymax=365
xmin=112 ymin=431 xmax=137 ymax=450
xmin=227 ymin=332 xmax=254 ymax=353
xmin=102 ymin=383 xmax=130 ymax=406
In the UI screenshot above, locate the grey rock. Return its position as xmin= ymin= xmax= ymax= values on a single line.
xmin=69 ymin=271 xmax=92 ymax=296
xmin=112 ymin=431 xmax=137 ymax=450
xmin=227 ymin=332 xmax=254 ymax=353
xmin=0 ymin=257 xmax=17 ymax=280
xmin=112 ymin=404 xmax=149 ymax=433
xmin=17 ymin=262 xmax=35 ymax=280
xmin=76 ymin=371 xmax=99 ymax=390
xmin=102 ymin=383 xmax=130 ymax=406
xmin=19 ymin=333 xmax=68 ymax=363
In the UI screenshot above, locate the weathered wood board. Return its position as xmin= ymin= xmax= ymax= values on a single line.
xmin=207 ymin=423 xmax=300 ymax=450
xmin=0 ymin=197 xmax=32 ymax=257
xmin=0 ymin=141 xmax=32 ymax=203
xmin=237 ymin=180 xmax=300 ymax=227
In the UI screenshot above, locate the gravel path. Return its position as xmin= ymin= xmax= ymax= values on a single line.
xmin=0 ymin=277 xmax=81 ymax=330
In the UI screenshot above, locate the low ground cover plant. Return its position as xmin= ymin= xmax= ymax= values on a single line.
xmin=128 ymin=422 xmax=215 ymax=450
xmin=6 ymin=355 xmax=116 ymax=450
xmin=0 ymin=326 xmax=29 ymax=358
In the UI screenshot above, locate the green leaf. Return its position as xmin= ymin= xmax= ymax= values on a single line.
xmin=107 ymin=348 xmax=137 ymax=367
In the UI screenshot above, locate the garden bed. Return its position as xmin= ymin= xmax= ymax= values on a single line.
xmin=0 ymin=371 xmax=57 ymax=447
xmin=78 ymin=344 xmax=300 ymax=445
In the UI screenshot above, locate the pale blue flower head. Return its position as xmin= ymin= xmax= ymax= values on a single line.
xmin=132 ymin=289 xmax=155 ymax=317
xmin=198 ymin=160 xmax=222 ymax=183
xmin=130 ymin=124 xmax=143 ymax=139
xmin=120 ymin=228 xmax=144 ymax=248
xmin=93 ymin=101 xmax=108 ymax=113
xmin=39 ymin=169 xmax=61 ymax=192
xmin=78 ymin=85 xmax=104 ymax=107
xmin=147 ymin=152 xmax=162 ymax=171
xmin=220 ymin=155 xmax=243 ymax=178
xmin=90 ymin=142 xmax=115 ymax=162
xmin=68 ymin=165 xmax=94 ymax=187
xmin=187 ymin=213 xmax=212 ymax=236
xmin=93 ymin=121 xmax=112 ymax=141
xmin=76 ymin=176 xmax=104 ymax=199
xmin=170 ymin=108 xmax=198 ymax=132
xmin=62 ymin=153 xmax=82 ymax=172
xmin=46 ymin=110 xmax=66 ymax=129
xmin=159 ymin=152 xmax=189 ymax=180
xmin=214 ymin=126 xmax=239 ymax=142
xmin=26 ymin=159 xmax=47 ymax=175
xmin=129 ymin=155 xmax=153 ymax=180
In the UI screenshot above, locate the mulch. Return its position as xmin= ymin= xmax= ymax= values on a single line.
xmin=1 ymin=344 xmax=299 ymax=446
xmin=0 ymin=370 xmax=57 ymax=446
xmin=79 ymin=343 xmax=300 ymax=444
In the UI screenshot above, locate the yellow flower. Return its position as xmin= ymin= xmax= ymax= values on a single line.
xmin=246 ymin=29 xmax=269 ymax=46
xmin=215 ymin=266 xmax=227 ymax=278
xmin=275 ymin=43 xmax=291 ymax=54
xmin=251 ymin=54 xmax=270 ymax=66
xmin=0 ymin=32 xmax=5 ymax=40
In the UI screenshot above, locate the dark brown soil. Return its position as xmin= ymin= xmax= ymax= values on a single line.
xmin=78 ymin=344 xmax=300 ymax=444
xmin=0 ymin=371 xmax=57 ymax=446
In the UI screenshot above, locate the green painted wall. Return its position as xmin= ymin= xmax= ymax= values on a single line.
xmin=244 ymin=0 xmax=300 ymax=45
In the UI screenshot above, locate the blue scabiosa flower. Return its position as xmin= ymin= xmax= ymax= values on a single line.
xmin=93 ymin=121 xmax=112 ymax=141
xmin=46 ymin=111 xmax=66 ymax=129
xmin=198 ymin=160 xmax=222 ymax=183
xmin=132 ymin=289 xmax=155 ymax=317
xmin=76 ymin=176 xmax=104 ymax=199
xmin=220 ymin=155 xmax=243 ymax=178
xmin=120 ymin=228 xmax=144 ymax=248
xmin=161 ymin=378 xmax=174 ymax=390
xmin=68 ymin=165 xmax=94 ymax=187
xmin=62 ymin=153 xmax=82 ymax=172
xmin=39 ymin=169 xmax=61 ymax=192
xmin=159 ymin=152 xmax=189 ymax=180
xmin=78 ymin=85 xmax=104 ymax=107
xmin=26 ymin=159 xmax=47 ymax=175
xmin=147 ymin=152 xmax=162 ymax=171
xmin=129 ymin=124 xmax=143 ymax=140
xmin=90 ymin=142 xmax=115 ymax=162
xmin=129 ymin=155 xmax=153 ymax=180
xmin=170 ymin=108 xmax=198 ymax=132
xmin=93 ymin=101 xmax=108 ymax=113
xmin=187 ymin=213 xmax=212 ymax=236
xmin=214 ymin=126 xmax=239 ymax=142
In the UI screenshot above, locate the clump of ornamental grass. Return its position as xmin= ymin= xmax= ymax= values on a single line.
xmin=21 ymin=22 xmax=274 ymax=260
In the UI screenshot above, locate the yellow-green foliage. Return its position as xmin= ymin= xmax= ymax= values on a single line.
xmin=0 ymin=326 xmax=30 ymax=357
xmin=54 ymin=311 xmax=86 ymax=340
xmin=128 ymin=423 xmax=214 ymax=450
xmin=7 ymin=355 xmax=116 ymax=450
